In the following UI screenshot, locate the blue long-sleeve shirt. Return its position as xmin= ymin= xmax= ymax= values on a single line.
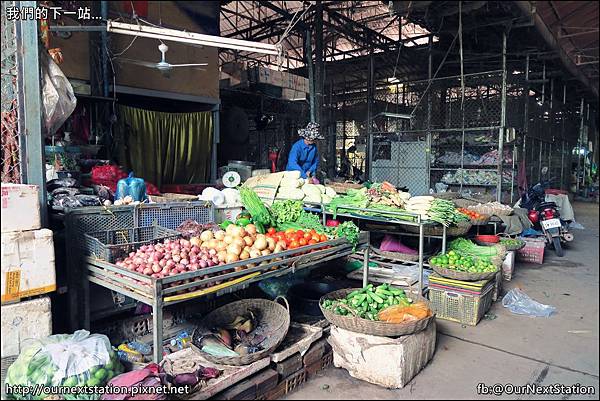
xmin=286 ymin=139 xmax=319 ymax=179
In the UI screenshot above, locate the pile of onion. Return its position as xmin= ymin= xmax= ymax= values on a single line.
xmin=115 ymin=223 xmax=288 ymax=281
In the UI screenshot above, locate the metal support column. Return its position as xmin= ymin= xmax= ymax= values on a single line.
xmin=576 ymin=97 xmax=584 ymax=193
xmin=498 ymin=32 xmax=507 ymax=201
xmin=362 ymin=243 xmax=370 ymax=288
xmin=16 ymin=1 xmax=47 ymax=226
xmin=305 ymin=29 xmax=315 ymax=122
xmin=366 ymin=46 xmax=374 ymax=180
xmin=211 ymin=104 xmax=220 ymax=183
xmin=153 ymin=281 xmax=164 ymax=363
xmin=314 ymin=1 xmax=323 ymax=124
xmin=101 ymin=1 xmax=109 ymax=97
xmin=426 ymin=35 xmax=433 ymax=191
xmin=418 ymin=225 xmax=425 ymax=295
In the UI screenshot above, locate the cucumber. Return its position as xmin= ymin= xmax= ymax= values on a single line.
xmin=369 ymin=292 xmax=384 ymax=304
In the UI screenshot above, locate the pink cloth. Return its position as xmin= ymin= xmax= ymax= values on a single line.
xmin=517 ymin=159 xmax=528 ymax=195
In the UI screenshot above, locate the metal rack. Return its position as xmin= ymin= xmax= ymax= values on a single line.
xmin=311 ymin=205 xmax=448 ymax=296
xmin=83 ymin=232 xmax=370 ymax=362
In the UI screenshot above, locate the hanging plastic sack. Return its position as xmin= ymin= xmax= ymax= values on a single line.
xmin=41 ymin=52 xmax=77 ymax=136
xmin=502 ymin=288 xmax=556 ymax=317
xmin=5 ymin=330 xmax=123 ymax=400
xmin=115 ymin=172 xmax=147 ymax=201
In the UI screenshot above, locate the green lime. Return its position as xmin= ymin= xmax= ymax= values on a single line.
xmin=62 ymin=376 xmax=78 ymax=387
xmin=86 ymin=377 xmax=101 ymax=387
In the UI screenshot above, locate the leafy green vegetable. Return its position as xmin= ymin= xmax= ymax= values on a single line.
xmin=448 ymin=238 xmax=501 ymax=261
xmin=296 ymin=211 xmax=327 ymax=233
xmin=333 ymin=221 xmax=360 ymax=248
xmin=428 ymin=199 xmax=469 ymax=226
xmin=269 ymin=200 xmax=304 ymax=226
xmin=239 ymin=186 xmax=272 ymax=227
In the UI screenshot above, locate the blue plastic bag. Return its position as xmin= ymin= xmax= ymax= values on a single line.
xmin=115 ymin=172 xmax=146 ymax=201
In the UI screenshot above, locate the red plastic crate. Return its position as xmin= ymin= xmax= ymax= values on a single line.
xmin=516 ymin=238 xmax=545 ymax=264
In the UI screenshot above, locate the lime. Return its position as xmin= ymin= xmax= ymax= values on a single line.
xmin=86 ymin=377 xmax=101 ymax=387
xmin=94 ymin=368 xmax=107 ymax=381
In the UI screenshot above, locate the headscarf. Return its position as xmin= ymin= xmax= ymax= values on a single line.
xmin=298 ymin=122 xmax=323 ymax=140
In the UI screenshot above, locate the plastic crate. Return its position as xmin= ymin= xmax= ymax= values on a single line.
xmin=135 ymin=201 xmax=214 ymax=230
xmin=214 ymin=205 xmax=243 ymax=223
xmin=83 ymin=225 xmax=180 ymax=262
xmin=428 ymin=281 xmax=494 ymax=326
xmin=516 ymin=238 xmax=545 ymax=264
xmin=1 ymin=356 xmax=17 ymax=398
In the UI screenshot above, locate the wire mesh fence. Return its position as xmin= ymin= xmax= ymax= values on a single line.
xmin=1 ymin=1 xmax=21 ymax=184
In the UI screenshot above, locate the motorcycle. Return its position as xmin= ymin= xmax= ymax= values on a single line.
xmin=520 ymin=169 xmax=573 ymax=257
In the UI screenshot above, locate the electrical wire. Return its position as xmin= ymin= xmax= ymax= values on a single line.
xmin=276 ymin=4 xmax=313 ymax=68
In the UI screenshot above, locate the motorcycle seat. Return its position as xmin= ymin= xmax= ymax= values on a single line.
xmin=537 ymin=201 xmax=557 ymax=210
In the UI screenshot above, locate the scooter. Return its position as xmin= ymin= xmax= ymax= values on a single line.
xmin=520 ymin=169 xmax=573 ymax=257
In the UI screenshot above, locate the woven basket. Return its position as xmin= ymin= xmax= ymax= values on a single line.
xmin=371 ymin=246 xmax=419 ymax=262
xmin=193 ymin=297 xmax=290 ymax=366
xmin=428 ymin=257 xmax=499 ymax=281
xmin=319 ymin=288 xmax=434 ymax=337
xmin=453 ymin=198 xmax=479 ymax=208
xmin=470 ymin=215 xmax=491 ymax=226
xmin=402 ymin=221 xmax=472 ymax=237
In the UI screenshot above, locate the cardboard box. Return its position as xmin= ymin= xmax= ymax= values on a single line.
xmin=1 ymin=229 xmax=56 ymax=304
xmin=1 ymin=296 xmax=52 ymax=357
xmin=1 ymin=184 xmax=41 ymax=233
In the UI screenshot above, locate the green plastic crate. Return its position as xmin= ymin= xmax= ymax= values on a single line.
xmin=428 ymin=282 xmax=494 ymax=326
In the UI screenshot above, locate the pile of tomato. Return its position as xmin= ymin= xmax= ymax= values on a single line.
xmin=458 ymin=208 xmax=484 ymax=220
xmin=266 ymin=228 xmax=329 ymax=249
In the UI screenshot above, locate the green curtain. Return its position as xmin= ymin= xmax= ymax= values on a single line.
xmin=116 ymin=105 xmax=213 ymax=188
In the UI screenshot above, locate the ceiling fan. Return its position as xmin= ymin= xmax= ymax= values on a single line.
xmin=117 ymin=43 xmax=207 ymax=77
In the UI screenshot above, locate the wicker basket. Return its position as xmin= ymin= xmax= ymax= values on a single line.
xmin=453 ymin=198 xmax=479 ymax=208
xmin=319 ymin=288 xmax=434 ymax=337
xmin=193 ymin=297 xmax=290 ymax=366
xmin=402 ymin=221 xmax=472 ymax=237
xmin=429 ymin=257 xmax=499 ymax=281
xmin=370 ymin=246 xmax=419 ymax=262
xmin=470 ymin=215 xmax=491 ymax=226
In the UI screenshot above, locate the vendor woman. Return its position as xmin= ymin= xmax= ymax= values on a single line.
xmin=286 ymin=122 xmax=323 ymax=179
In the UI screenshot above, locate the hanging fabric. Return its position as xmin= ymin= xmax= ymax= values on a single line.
xmin=116 ymin=105 xmax=213 ymax=189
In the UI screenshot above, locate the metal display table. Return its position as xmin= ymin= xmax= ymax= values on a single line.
xmin=83 ymin=232 xmax=370 ymax=362
xmin=308 ymin=205 xmax=448 ymax=296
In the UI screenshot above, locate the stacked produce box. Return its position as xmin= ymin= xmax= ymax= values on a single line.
xmin=1 ymin=184 xmax=55 ymax=394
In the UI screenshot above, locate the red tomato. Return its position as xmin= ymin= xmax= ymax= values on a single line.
xmin=285 ymin=228 xmax=296 ymax=234
xmin=296 ymin=230 xmax=305 ymax=237
xmin=268 ymin=227 xmax=276 ymax=235
xmin=319 ymin=234 xmax=328 ymax=242
xmin=303 ymin=232 xmax=312 ymax=240
xmin=308 ymin=239 xmax=318 ymax=245
xmin=310 ymin=229 xmax=318 ymax=236
xmin=289 ymin=241 xmax=299 ymax=249
xmin=311 ymin=234 xmax=320 ymax=242
xmin=298 ymin=238 xmax=308 ymax=246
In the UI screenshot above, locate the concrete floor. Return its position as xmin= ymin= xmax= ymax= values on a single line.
xmin=285 ymin=202 xmax=599 ymax=400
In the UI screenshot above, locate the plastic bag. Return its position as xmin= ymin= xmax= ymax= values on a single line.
xmin=91 ymin=165 xmax=128 ymax=192
xmin=41 ymin=52 xmax=77 ymax=135
xmin=5 ymin=330 xmax=123 ymax=400
xmin=502 ymin=288 xmax=556 ymax=317
xmin=116 ymin=172 xmax=146 ymax=201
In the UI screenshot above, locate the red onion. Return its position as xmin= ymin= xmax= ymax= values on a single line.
xmin=194 ymin=246 xmax=202 ymax=253
xmin=219 ymin=262 xmax=226 ymax=266
xmin=164 ymin=253 xmax=172 ymax=260
xmin=129 ymin=252 xmax=136 ymax=258
xmin=167 ymin=260 xmax=175 ymax=267
xmin=140 ymin=245 xmax=147 ymax=252
xmin=153 ymin=254 xmax=160 ymax=262
xmin=212 ymin=256 xmax=219 ymax=265
xmin=181 ymin=251 xmax=188 ymax=259
xmin=207 ymin=260 xmax=215 ymax=267
xmin=159 ymin=259 xmax=167 ymax=268
xmin=152 ymin=264 xmax=161 ymax=273
xmin=190 ymin=263 xmax=199 ymax=271
xmin=208 ymin=249 xmax=217 ymax=256
xmin=190 ymin=256 xmax=198 ymax=264
xmin=201 ymin=254 xmax=209 ymax=262
xmin=181 ymin=259 xmax=189 ymax=266
xmin=169 ymin=271 xmax=178 ymax=276
xmin=199 ymin=260 xmax=208 ymax=269
xmin=172 ymin=255 xmax=181 ymax=263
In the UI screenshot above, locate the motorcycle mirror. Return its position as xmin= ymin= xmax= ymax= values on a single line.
xmin=541 ymin=166 xmax=549 ymax=175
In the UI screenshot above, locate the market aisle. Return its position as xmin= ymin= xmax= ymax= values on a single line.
xmin=286 ymin=202 xmax=599 ymax=400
